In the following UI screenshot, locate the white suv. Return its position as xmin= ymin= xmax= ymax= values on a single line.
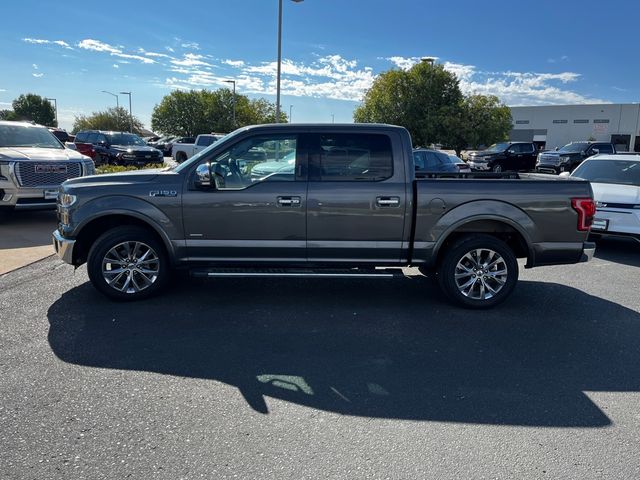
xmin=0 ymin=121 xmax=94 ymax=212
xmin=567 ymin=154 xmax=640 ymax=243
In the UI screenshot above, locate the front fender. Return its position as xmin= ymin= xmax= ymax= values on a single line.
xmin=70 ymin=195 xmax=182 ymax=256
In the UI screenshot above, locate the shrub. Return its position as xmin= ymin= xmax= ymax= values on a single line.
xmin=95 ymin=164 xmax=164 ymax=175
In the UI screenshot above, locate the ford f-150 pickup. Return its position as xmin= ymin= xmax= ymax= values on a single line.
xmin=53 ymin=124 xmax=596 ymax=308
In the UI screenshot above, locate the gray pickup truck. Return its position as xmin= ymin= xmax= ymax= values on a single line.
xmin=53 ymin=124 xmax=596 ymax=308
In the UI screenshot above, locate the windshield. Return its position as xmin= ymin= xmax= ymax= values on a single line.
xmin=0 ymin=124 xmax=63 ymax=149
xmin=572 ymin=159 xmax=640 ymax=186
xmin=559 ymin=142 xmax=588 ymax=153
xmin=106 ymin=133 xmax=146 ymax=146
xmin=484 ymin=143 xmax=510 ymax=153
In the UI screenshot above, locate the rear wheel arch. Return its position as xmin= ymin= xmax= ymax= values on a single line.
xmin=432 ymin=217 xmax=533 ymax=269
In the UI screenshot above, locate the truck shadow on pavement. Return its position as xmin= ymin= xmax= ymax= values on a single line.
xmin=47 ymin=277 xmax=640 ymax=428
xmin=593 ymin=237 xmax=640 ymax=268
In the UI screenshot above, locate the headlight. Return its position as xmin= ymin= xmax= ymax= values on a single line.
xmin=560 ymin=156 xmax=571 ymax=163
xmin=82 ymin=160 xmax=96 ymax=176
xmin=58 ymin=193 xmax=77 ymax=207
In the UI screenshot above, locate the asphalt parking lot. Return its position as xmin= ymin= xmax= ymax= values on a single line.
xmin=1 ymin=238 xmax=639 ymax=479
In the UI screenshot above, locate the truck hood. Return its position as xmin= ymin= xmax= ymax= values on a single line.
xmin=591 ymin=182 xmax=640 ymax=205
xmin=110 ymin=145 xmax=160 ymax=153
xmin=0 ymin=146 xmax=88 ymax=161
xmin=63 ymin=168 xmax=169 ymax=188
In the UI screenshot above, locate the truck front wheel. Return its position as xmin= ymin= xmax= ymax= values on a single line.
xmin=87 ymin=226 xmax=169 ymax=301
xmin=437 ymin=234 xmax=518 ymax=308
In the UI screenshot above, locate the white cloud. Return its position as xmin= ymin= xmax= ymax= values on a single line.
xmin=23 ymin=38 xmax=73 ymax=49
xmin=383 ymin=57 xmax=604 ymax=105
xmin=113 ymin=64 xmax=119 ymax=69
xmin=77 ymin=39 xmax=155 ymax=64
xmin=181 ymin=41 xmax=200 ymax=50
xmin=171 ymin=53 xmax=211 ymax=67
xmin=32 ymin=73 xmax=44 ymax=78
xmin=222 ymin=59 xmax=245 ymax=67
xmin=32 ymin=63 xmax=38 ymax=70
xmin=165 ymin=46 xmax=175 ymax=53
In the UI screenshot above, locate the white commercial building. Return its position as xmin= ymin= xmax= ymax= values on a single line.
xmin=509 ymin=104 xmax=640 ymax=152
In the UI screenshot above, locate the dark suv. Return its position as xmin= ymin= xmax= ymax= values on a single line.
xmin=74 ymin=130 xmax=164 ymax=166
xmin=467 ymin=142 xmax=537 ymax=172
xmin=536 ymin=141 xmax=616 ymax=174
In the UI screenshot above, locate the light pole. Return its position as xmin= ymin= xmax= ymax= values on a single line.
xmin=289 ymin=104 xmax=293 ymax=123
xmin=331 ymin=114 xmax=335 ymax=124
xmin=46 ymin=98 xmax=58 ymax=126
xmin=223 ymin=79 xmax=236 ymax=128
xmin=275 ymin=0 xmax=303 ymax=123
xmin=101 ymin=90 xmax=119 ymax=108
xmin=120 ymin=91 xmax=133 ymax=133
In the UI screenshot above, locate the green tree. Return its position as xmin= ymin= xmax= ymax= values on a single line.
xmin=151 ymin=89 xmax=285 ymax=136
xmin=11 ymin=93 xmax=56 ymax=126
xmin=354 ymin=62 xmax=463 ymax=147
xmin=72 ymin=107 xmax=144 ymax=134
xmin=0 ymin=109 xmax=17 ymax=121
xmin=441 ymin=95 xmax=512 ymax=155
xmin=354 ymin=63 xmax=512 ymax=153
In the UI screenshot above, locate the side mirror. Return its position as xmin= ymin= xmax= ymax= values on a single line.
xmin=559 ymin=171 xmax=571 ymax=178
xmin=194 ymin=163 xmax=213 ymax=189
xmin=96 ymin=140 xmax=107 ymax=147
xmin=591 ymin=148 xmax=599 ymax=155
xmin=555 ymin=147 xmax=559 ymax=151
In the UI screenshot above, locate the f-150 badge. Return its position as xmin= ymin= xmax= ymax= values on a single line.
xmin=149 ymin=190 xmax=177 ymax=197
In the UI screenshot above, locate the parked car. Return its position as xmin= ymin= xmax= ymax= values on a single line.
xmin=74 ymin=130 xmax=164 ymax=166
xmin=53 ymin=124 xmax=596 ymax=308
xmin=564 ymin=154 xmax=640 ymax=243
xmin=536 ymin=141 xmax=616 ymax=174
xmin=413 ymin=149 xmax=470 ymax=173
xmin=48 ymin=127 xmax=70 ymax=143
xmin=0 ymin=121 xmax=94 ymax=212
xmin=467 ymin=142 xmax=537 ymax=172
xmin=149 ymin=136 xmax=177 ymax=156
xmin=163 ymin=136 xmax=195 ymax=157
xmin=172 ymin=133 xmax=224 ymax=163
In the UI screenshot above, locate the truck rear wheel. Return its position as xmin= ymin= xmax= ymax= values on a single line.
xmin=176 ymin=152 xmax=187 ymax=163
xmin=87 ymin=226 xmax=169 ymax=301
xmin=437 ymin=234 xmax=518 ymax=308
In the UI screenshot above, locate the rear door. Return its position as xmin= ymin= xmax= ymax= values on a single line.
xmin=306 ymin=130 xmax=409 ymax=264
xmin=193 ymin=135 xmax=215 ymax=155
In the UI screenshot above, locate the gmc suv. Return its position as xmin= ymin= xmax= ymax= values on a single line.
xmin=0 ymin=121 xmax=93 ymax=212
xmin=536 ymin=141 xmax=616 ymax=174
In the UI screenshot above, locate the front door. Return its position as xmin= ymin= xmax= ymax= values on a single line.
xmin=181 ymin=134 xmax=307 ymax=263
xmin=306 ymin=131 xmax=409 ymax=264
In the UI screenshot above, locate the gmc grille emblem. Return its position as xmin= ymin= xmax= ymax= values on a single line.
xmin=35 ymin=165 xmax=68 ymax=174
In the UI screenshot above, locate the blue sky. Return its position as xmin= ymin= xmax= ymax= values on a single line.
xmin=1 ymin=0 xmax=637 ymax=131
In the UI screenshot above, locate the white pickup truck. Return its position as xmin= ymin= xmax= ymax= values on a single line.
xmin=172 ymin=133 xmax=224 ymax=163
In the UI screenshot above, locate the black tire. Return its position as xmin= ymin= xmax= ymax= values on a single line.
xmin=436 ymin=234 xmax=518 ymax=309
xmin=87 ymin=226 xmax=170 ymax=301
xmin=492 ymin=164 xmax=503 ymax=173
xmin=176 ymin=152 xmax=187 ymax=163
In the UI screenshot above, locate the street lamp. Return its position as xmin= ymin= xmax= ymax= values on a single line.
xmin=119 ymin=92 xmax=133 ymax=133
xmin=289 ymin=104 xmax=293 ymax=123
xmin=275 ymin=0 xmax=303 ymax=123
xmin=46 ymin=98 xmax=58 ymax=126
xmin=331 ymin=114 xmax=335 ymax=124
xmin=223 ymin=79 xmax=236 ymax=128
xmin=101 ymin=90 xmax=119 ymax=108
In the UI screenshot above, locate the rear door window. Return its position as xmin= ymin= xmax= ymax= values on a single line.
xmin=312 ymin=133 xmax=393 ymax=181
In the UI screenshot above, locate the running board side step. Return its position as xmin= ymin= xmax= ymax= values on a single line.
xmin=190 ymin=267 xmax=408 ymax=279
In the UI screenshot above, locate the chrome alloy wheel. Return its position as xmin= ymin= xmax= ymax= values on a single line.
xmin=101 ymin=241 xmax=160 ymax=294
xmin=454 ymin=248 xmax=508 ymax=300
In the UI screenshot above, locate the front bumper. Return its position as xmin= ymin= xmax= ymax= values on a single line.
xmin=53 ymin=230 xmax=75 ymax=264
xmin=0 ymin=185 xmax=58 ymax=210
xmin=467 ymin=160 xmax=490 ymax=171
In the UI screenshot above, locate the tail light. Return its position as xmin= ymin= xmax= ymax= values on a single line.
xmin=571 ymin=198 xmax=596 ymax=231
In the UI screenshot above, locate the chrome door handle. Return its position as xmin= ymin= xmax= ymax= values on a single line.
xmin=376 ymin=196 xmax=400 ymax=207
xmin=277 ymin=196 xmax=301 ymax=207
